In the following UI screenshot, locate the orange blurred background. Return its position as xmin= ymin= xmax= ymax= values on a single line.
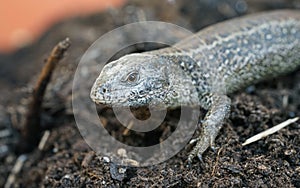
xmin=0 ymin=0 xmax=126 ymax=53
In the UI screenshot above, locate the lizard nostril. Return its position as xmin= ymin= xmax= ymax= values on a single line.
xmin=99 ymin=85 xmax=110 ymax=94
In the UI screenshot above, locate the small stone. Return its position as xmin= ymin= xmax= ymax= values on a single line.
xmin=103 ymin=156 xmax=110 ymax=163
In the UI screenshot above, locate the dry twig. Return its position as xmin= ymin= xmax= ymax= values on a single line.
xmin=19 ymin=38 xmax=71 ymax=152
xmin=242 ymin=117 xmax=299 ymax=146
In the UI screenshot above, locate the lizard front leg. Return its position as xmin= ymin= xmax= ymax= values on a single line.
xmin=188 ymin=94 xmax=231 ymax=162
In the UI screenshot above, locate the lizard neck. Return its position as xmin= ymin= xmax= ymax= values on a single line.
xmin=157 ymin=54 xmax=201 ymax=108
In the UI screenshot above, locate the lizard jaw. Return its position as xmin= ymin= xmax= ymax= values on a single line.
xmin=90 ymin=88 xmax=130 ymax=106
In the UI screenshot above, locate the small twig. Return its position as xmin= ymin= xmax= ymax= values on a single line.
xmin=211 ymin=146 xmax=223 ymax=176
xmin=81 ymin=151 xmax=95 ymax=168
xmin=4 ymin=154 xmax=27 ymax=188
xmin=19 ymin=38 xmax=71 ymax=152
xmin=242 ymin=117 xmax=299 ymax=146
xmin=122 ymin=120 xmax=134 ymax=136
xmin=38 ymin=130 xmax=51 ymax=151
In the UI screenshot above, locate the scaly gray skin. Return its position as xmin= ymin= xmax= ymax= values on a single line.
xmin=90 ymin=10 xmax=300 ymax=162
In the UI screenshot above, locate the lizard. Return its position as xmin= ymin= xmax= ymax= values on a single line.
xmin=90 ymin=10 xmax=300 ymax=162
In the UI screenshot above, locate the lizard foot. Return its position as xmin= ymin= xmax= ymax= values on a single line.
xmin=187 ymin=124 xmax=220 ymax=163
xmin=187 ymin=133 xmax=210 ymax=163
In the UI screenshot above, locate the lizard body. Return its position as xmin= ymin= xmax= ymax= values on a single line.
xmin=90 ymin=10 xmax=300 ymax=161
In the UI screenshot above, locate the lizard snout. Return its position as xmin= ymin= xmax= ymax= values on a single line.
xmin=90 ymin=82 xmax=112 ymax=104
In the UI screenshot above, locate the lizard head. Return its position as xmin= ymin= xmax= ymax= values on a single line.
xmin=90 ymin=53 xmax=173 ymax=108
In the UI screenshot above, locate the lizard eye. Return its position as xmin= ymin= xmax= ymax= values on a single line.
xmin=126 ymin=72 xmax=139 ymax=83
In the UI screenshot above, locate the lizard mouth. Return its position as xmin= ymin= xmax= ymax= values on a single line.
xmin=90 ymin=90 xmax=129 ymax=106
xmin=94 ymin=98 xmax=128 ymax=106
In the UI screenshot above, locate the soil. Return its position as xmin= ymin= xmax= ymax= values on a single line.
xmin=0 ymin=0 xmax=300 ymax=187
